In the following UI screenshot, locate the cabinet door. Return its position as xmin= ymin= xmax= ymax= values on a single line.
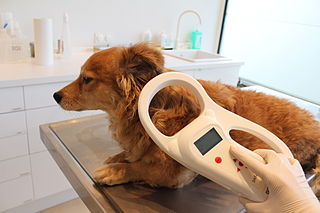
xmin=0 ymin=87 xmax=24 ymax=113
xmin=30 ymin=151 xmax=72 ymax=199
xmin=26 ymin=106 xmax=103 ymax=153
xmin=0 ymin=111 xmax=26 ymax=138
xmin=24 ymin=82 xmax=70 ymax=109
xmin=0 ymin=155 xmax=31 ymax=183
xmin=26 ymin=106 xmax=73 ymax=153
xmin=180 ymin=70 xmax=195 ymax=77
xmin=0 ymin=134 xmax=28 ymax=161
xmin=193 ymin=67 xmax=240 ymax=86
xmin=0 ymin=175 xmax=33 ymax=212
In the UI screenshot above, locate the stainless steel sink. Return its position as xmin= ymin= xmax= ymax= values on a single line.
xmin=162 ymin=49 xmax=231 ymax=62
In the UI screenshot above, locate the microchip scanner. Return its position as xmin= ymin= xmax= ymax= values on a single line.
xmin=138 ymin=72 xmax=293 ymax=201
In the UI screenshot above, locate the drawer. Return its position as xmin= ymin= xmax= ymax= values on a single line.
xmin=0 ymin=155 xmax=31 ymax=183
xmin=0 ymin=87 xmax=24 ymax=114
xmin=0 ymin=111 xmax=26 ymax=138
xmin=31 ymin=151 xmax=72 ymax=199
xmin=0 ymin=175 xmax=33 ymax=212
xmin=0 ymin=134 xmax=28 ymax=161
xmin=24 ymin=81 xmax=70 ymax=109
xmin=26 ymin=106 xmax=101 ymax=153
xmin=26 ymin=106 xmax=73 ymax=153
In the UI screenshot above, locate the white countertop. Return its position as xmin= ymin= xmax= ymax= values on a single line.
xmin=0 ymin=49 xmax=243 ymax=89
xmin=0 ymin=51 xmax=90 ymax=88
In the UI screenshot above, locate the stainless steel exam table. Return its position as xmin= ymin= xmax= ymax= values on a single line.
xmin=40 ymin=114 xmax=245 ymax=213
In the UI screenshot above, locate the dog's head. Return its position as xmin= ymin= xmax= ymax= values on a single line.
xmin=53 ymin=43 xmax=164 ymax=114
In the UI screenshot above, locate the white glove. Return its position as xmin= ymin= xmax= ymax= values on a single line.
xmin=230 ymin=145 xmax=320 ymax=213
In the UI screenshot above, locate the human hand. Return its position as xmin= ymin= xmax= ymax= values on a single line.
xmin=230 ymin=145 xmax=320 ymax=213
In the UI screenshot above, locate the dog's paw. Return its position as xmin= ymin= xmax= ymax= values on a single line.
xmin=104 ymin=151 xmax=128 ymax=164
xmin=94 ymin=163 xmax=129 ymax=185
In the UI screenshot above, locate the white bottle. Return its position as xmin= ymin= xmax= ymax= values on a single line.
xmin=142 ymin=29 xmax=152 ymax=42
xmin=61 ymin=13 xmax=71 ymax=58
xmin=0 ymin=28 xmax=11 ymax=63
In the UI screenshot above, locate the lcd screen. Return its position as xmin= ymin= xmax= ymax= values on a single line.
xmin=194 ymin=128 xmax=223 ymax=155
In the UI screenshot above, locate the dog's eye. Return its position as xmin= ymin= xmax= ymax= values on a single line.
xmin=83 ymin=76 xmax=93 ymax=84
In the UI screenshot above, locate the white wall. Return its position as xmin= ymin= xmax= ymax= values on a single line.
xmin=0 ymin=0 xmax=223 ymax=52
xmin=220 ymin=0 xmax=320 ymax=105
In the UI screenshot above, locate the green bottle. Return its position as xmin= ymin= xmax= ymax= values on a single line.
xmin=190 ymin=30 xmax=202 ymax=49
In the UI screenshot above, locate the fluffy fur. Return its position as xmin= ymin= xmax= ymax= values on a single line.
xmin=54 ymin=43 xmax=320 ymax=194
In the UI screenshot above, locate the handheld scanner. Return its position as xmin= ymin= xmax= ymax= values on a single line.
xmin=138 ymin=72 xmax=293 ymax=201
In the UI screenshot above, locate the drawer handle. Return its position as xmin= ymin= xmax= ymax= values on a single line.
xmin=23 ymin=199 xmax=33 ymax=204
xmin=11 ymin=107 xmax=23 ymax=111
xmin=16 ymin=131 xmax=25 ymax=135
xmin=20 ymin=172 xmax=30 ymax=177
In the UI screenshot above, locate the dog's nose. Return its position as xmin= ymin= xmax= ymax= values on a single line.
xmin=53 ymin=92 xmax=63 ymax=104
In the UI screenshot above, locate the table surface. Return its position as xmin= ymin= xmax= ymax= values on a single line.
xmin=40 ymin=114 xmax=244 ymax=213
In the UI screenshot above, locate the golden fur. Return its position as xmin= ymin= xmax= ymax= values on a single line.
xmin=54 ymin=43 xmax=320 ymax=193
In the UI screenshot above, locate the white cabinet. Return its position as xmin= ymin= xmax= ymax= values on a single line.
xmin=24 ymin=82 xmax=70 ymax=109
xmin=193 ymin=67 xmax=240 ymax=86
xmin=0 ymin=134 xmax=28 ymax=161
xmin=0 ymin=155 xmax=31 ymax=183
xmin=30 ymin=151 xmax=72 ymax=199
xmin=0 ymin=80 xmax=103 ymax=212
xmin=180 ymin=70 xmax=194 ymax=77
xmin=26 ymin=106 xmax=74 ymax=153
xmin=0 ymin=87 xmax=24 ymax=113
xmin=26 ymin=106 xmax=102 ymax=153
xmin=0 ymin=111 xmax=26 ymax=138
xmin=0 ymin=175 xmax=33 ymax=212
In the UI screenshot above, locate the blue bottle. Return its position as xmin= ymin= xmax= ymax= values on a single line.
xmin=190 ymin=30 xmax=202 ymax=49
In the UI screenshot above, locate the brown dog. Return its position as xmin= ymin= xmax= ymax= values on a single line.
xmin=53 ymin=43 xmax=320 ymax=193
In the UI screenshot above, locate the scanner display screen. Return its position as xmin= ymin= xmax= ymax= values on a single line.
xmin=194 ymin=128 xmax=222 ymax=155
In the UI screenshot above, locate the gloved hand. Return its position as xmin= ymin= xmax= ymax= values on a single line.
xmin=230 ymin=145 xmax=320 ymax=213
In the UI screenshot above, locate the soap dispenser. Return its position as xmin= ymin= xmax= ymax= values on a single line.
xmin=190 ymin=29 xmax=202 ymax=49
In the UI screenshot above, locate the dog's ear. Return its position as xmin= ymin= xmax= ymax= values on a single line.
xmin=121 ymin=42 xmax=164 ymax=84
xmin=116 ymin=42 xmax=164 ymax=99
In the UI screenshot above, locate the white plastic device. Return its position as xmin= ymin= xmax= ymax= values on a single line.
xmin=138 ymin=72 xmax=294 ymax=202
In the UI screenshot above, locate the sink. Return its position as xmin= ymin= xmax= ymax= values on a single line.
xmin=162 ymin=49 xmax=232 ymax=62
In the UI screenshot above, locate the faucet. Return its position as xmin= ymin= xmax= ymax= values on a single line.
xmin=175 ymin=10 xmax=202 ymax=49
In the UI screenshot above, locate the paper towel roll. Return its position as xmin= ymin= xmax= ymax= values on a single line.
xmin=33 ymin=18 xmax=54 ymax=65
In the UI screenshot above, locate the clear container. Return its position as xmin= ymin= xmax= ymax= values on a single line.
xmin=10 ymin=36 xmax=28 ymax=62
xmin=0 ymin=28 xmax=11 ymax=63
xmin=142 ymin=29 xmax=152 ymax=42
xmin=10 ymin=21 xmax=28 ymax=61
xmin=93 ymin=32 xmax=110 ymax=52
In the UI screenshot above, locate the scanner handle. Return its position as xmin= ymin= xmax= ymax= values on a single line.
xmin=224 ymin=112 xmax=294 ymax=158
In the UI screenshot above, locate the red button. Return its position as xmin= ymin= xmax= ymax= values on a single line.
xmin=238 ymin=161 xmax=244 ymax=167
xmin=215 ymin=157 xmax=222 ymax=164
xmin=237 ymin=168 xmax=240 ymax=172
